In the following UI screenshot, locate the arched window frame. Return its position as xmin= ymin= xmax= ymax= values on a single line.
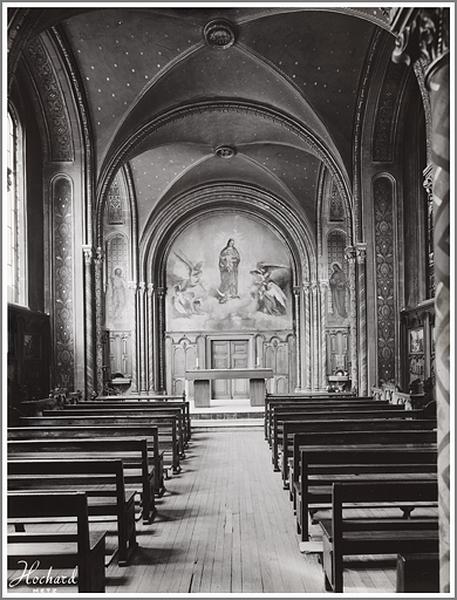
xmin=7 ymin=103 xmax=27 ymax=306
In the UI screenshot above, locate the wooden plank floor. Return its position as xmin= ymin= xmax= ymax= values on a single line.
xmin=106 ymin=429 xmax=324 ymax=594
xmin=7 ymin=428 xmax=398 ymax=594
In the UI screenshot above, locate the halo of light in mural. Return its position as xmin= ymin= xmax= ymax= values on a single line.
xmin=203 ymin=20 xmax=236 ymax=49
xmin=215 ymin=145 xmax=236 ymax=159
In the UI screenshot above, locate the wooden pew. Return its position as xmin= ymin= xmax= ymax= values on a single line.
xmin=8 ymin=438 xmax=157 ymax=523
xmin=296 ymin=448 xmax=438 ymax=541
xmin=264 ymin=394 xmax=374 ymax=439
xmin=396 ymin=553 xmax=440 ymax=592
xmin=96 ymin=393 xmax=185 ymax=401
xmin=46 ymin=405 xmax=188 ymax=450
xmin=9 ymin=421 xmax=179 ymax=475
xmin=22 ymin=412 xmax=186 ymax=461
xmin=92 ymin=394 xmax=189 ymax=440
xmin=265 ymin=398 xmax=398 ymax=444
xmin=8 ymin=459 xmax=137 ymax=566
xmin=270 ymin=409 xmax=425 ymax=468
xmin=280 ymin=421 xmax=437 ymax=481
xmin=64 ymin=400 xmax=191 ymax=443
xmin=7 ymin=492 xmax=106 ymax=592
xmin=269 ymin=403 xmax=419 ymax=447
xmin=321 ymin=481 xmax=439 ymax=592
xmin=289 ymin=429 xmax=437 ymax=489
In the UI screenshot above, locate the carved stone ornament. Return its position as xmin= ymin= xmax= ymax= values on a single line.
xmin=391 ymin=8 xmax=449 ymax=68
xmin=203 ymin=20 xmax=236 ymax=49
xmin=215 ymin=145 xmax=236 ymax=159
xmin=355 ymin=243 xmax=367 ymax=264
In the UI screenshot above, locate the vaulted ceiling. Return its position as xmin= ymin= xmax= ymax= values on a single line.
xmin=21 ymin=7 xmax=393 ymax=237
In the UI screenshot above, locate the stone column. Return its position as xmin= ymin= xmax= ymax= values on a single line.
xmin=391 ymin=7 xmax=450 ymax=590
xmin=345 ymin=246 xmax=358 ymax=392
xmin=82 ymin=245 xmax=94 ymax=399
xmin=319 ymin=281 xmax=329 ymax=389
xmin=94 ymin=246 xmax=104 ymax=394
xmin=138 ymin=282 xmax=146 ymax=392
xmin=147 ymin=283 xmax=155 ymax=392
xmin=133 ymin=283 xmax=142 ymax=392
xmin=293 ymin=286 xmax=302 ymax=390
xmin=151 ymin=286 xmax=160 ymax=393
xmin=310 ymin=282 xmax=319 ymax=390
xmin=128 ymin=281 xmax=139 ymax=392
xmin=302 ymin=282 xmax=312 ymax=390
xmin=356 ymin=243 xmax=368 ymax=395
xmin=157 ymin=287 xmax=167 ymax=392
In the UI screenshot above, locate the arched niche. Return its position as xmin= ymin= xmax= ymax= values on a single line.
xmin=99 ymin=165 xmax=138 ymax=382
xmin=135 ymin=183 xmax=317 ymax=394
xmin=164 ymin=212 xmax=294 ymax=396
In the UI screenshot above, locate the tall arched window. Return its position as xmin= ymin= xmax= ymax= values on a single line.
xmin=7 ymin=105 xmax=27 ymax=305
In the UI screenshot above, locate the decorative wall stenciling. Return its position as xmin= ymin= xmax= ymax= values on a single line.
xmin=107 ymin=178 xmax=124 ymax=224
xmin=52 ymin=177 xmax=74 ymax=388
xmin=166 ymin=214 xmax=292 ymax=332
xmin=329 ymin=183 xmax=345 ymax=221
xmin=372 ymin=60 xmax=406 ymax=162
xmin=25 ymin=38 xmax=73 ymax=162
xmin=374 ymin=177 xmax=396 ymax=383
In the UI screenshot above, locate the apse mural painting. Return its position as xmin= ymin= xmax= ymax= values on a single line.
xmin=166 ymin=214 xmax=292 ymax=332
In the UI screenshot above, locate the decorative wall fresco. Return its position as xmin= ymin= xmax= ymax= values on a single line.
xmin=53 ymin=176 xmax=75 ymax=389
xmin=105 ymin=234 xmax=132 ymax=331
xmin=327 ymin=230 xmax=349 ymax=325
xmin=166 ymin=214 xmax=292 ymax=332
xmin=374 ymin=177 xmax=396 ymax=383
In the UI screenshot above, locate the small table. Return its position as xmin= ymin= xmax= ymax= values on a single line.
xmin=185 ymin=368 xmax=273 ymax=408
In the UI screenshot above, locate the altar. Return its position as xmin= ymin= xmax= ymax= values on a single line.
xmin=185 ymin=368 xmax=273 ymax=408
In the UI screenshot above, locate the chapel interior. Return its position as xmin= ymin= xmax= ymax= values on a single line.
xmin=6 ymin=6 xmax=451 ymax=596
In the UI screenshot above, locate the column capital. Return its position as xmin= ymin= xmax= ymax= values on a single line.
xmin=147 ymin=282 xmax=155 ymax=295
xmin=292 ymin=285 xmax=301 ymax=296
xmin=82 ymin=245 xmax=93 ymax=264
xmin=390 ymin=8 xmax=449 ymax=74
xmin=138 ymin=281 xmax=146 ymax=292
xmin=95 ymin=246 xmax=104 ymax=262
xmin=344 ymin=245 xmax=357 ymax=262
xmin=355 ymin=243 xmax=367 ymax=265
xmin=157 ymin=286 xmax=167 ymax=298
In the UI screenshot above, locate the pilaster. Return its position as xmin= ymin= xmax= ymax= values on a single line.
xmin=345 ymin=246 xmax=358 ymax=391
xmin=94 ymin=246 xmax=104 ymax=394
xmin=303 ymin=282 xmax=312 ymax=390
xmin=82 ymin=245 xmax=94 ymax=399
xmin=356 ymin=243 xmax=368 ymax=394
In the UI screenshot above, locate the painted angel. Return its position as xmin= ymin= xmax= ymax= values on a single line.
xmin=169 ymin=250 xmax=205 ymax=317
xmin=173 ymin=250 xmax=205 ymax=291
xmin=250 ymin=262 xmax=290 ymax=316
